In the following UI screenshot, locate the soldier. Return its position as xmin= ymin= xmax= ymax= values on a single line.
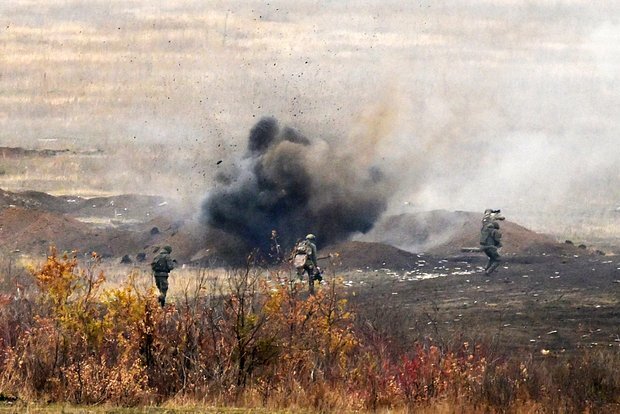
xmin=480 ymin=221 xmax=502 ymax=275
xmin=292 ymin=234 xmax=321 ymax=294
xmin=268 ymin=229 xmax=283 ymax=264
xmin=151 ymin=245 xmax=176 ymax=307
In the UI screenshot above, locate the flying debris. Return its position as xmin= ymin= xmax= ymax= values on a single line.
xmin=202 ymin=117 xmax=390 ymax=258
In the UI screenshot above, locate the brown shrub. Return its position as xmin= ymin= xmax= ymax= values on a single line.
xmin=0 ymin=252 xmax=618 ymax=413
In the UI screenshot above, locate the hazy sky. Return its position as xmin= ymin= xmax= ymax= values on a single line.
xmin=0 ymin=0 xmax=619 ymax=232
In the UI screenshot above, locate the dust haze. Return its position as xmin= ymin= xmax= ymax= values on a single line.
xmin=1 ymin=0 xmax=619 ymax=239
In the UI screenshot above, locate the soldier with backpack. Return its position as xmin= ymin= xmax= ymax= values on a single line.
xmin=151 ymin=245 xmax=176 ymax=307
xmin=292 ymin=234 xmax=321 ymax=294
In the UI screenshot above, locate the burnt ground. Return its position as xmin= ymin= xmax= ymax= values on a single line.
xmin=340 ymin=251 xmax=620 ymax=357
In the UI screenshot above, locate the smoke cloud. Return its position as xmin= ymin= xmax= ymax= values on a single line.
xmin=202 ymin=117 xmax=390 ymax=253
xmin=2 ymin=1 xmax=620 ymax=241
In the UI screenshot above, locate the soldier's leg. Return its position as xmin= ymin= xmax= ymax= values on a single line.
xmin=489 ymin=256 xmax=501 ymax=274
xmin=483 ymin=248 xmax=493 ymax=270
xmin=313 ymin=268 xmax=322 ymax=283
xmin=154 ymin=276 xmax=163 ymax=300
xmin=486 ymin=261 xmax=500 ymax=274
xmin=155 ymin=276 xmax=169 ymax=306
xmin=485 ymin=249 xmax=501 ymax=275
xmin=306 ymin=266 xmax=315 ymax=294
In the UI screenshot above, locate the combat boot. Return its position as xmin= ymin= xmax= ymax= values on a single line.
xmin=485 ymin=262 xmax=501 ymax=275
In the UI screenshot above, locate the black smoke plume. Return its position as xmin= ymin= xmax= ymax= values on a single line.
xmin=202 ymin=117 xmax=389 ymax=260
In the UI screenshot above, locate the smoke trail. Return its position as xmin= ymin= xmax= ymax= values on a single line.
xmin=202 ymin=117 xmax=389 ymax=258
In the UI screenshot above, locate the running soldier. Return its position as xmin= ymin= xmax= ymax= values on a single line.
xmin=151 ymin=245 xmax=176 ymax=307
xmin=480 ymin=220 xmax=502 ymax=275
xmin=292 ymin=234 xmax=322 ymax=294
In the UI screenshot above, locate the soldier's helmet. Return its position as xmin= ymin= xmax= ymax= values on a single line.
xmin=305 ymin=234 xmax=316 ymax=240
xmin=163 ymin=245 xmax=172 ymax=253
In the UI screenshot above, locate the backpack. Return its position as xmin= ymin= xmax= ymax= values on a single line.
xmin=295 ymin=240 xmax=312 ymax=255
xmin=151 ymin=254 xmax=170 ymax=273
xmin=293 ymin=240 xmax=311 ymax=268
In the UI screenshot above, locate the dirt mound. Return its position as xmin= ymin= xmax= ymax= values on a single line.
xmin=0 ymin=206 xmax=155 ymax=258
xmin=361 ymin=210 xmax=582 ymax=257
xmin=11 ymin=190 xmax=80 ymax=213
xmin=0 ymin=212 xmax=197 ymax=262
xmin=188 ymin=228 xmax=252 ymax=267
xmin=0 ymin=189 xmax=192 ymax=261
xmin=0 ymin=189 xmax=69 ymax=211
xmin=426 ymin=218 xmax=571 ymax=256
xmin=0 ymin=189 xmax=167 ymax=218
xmin=0 ymin=146 xmax=102 ymax=158
xmin=69 ymin=194 xmax=168 ymax=221
xmin=136 ymin=216 xmax=208 ymax=264
xmin=0 ymin=146 xmax=70 ymax=158
xmin=320 ymin=241 xmax=421 ymax=271
xmin=0 ymin=207 xmax=95 ymax=254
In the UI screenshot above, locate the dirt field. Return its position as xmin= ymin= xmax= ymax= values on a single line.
xmin=340 ymin=251 xmax=620 ymax=357
xmin=0 ymin=178 xmax=617 ymax=360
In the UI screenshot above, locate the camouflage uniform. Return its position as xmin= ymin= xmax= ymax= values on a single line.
xmin=480 ymin=222 xmax=502 ymax=275
xmin=151 ymin=246 xmax=176 ymax=306
xmin=295 ymin=234 xmax=320 ymax=294
xmin=268 ymin=229 xmax=283 ymax=264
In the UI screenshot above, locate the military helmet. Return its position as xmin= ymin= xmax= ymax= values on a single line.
xmin=163 ymin=245 xmax=172 ymax=253
xmin=305 ymin=234 xmax=316 ymax=240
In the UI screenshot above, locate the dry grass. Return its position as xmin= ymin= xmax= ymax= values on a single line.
xmin=0 ymin=404 xmax=301 ymax=413
xmin=15 ymin=256 xmax=294 ymax=307
xmin=0 ymin=254 xmax=618 ymax=413
xmin=107 ymin=264 xmax=297 ymax=307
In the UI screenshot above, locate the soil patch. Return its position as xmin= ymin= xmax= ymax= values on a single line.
xmin=347 ymin=252 xmax=620 ymax=355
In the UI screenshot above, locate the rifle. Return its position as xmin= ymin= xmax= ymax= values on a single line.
xmin=317 ymin=253 xmax=338 ymax=261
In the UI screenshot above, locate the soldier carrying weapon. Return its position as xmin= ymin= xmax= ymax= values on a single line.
xmin=291 ymin=234 xmax=324 ymax=294
xmin=480 ymin=209 xmax=504 ymax=275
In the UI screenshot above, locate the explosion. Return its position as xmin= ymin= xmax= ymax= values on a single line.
xmin=202 ymin=117 xmax=390 ymax=256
